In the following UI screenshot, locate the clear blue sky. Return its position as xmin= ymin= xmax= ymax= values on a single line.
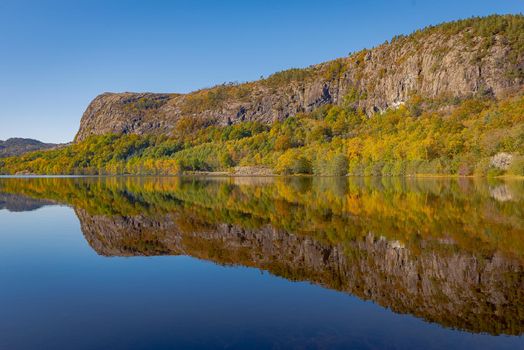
xmin=1 ymin=0 xmax=523 ymax=143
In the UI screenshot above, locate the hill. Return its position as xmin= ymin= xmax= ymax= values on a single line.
xmin=75 ymin=15 xmax=524 ymax=141
xmin=0 ymin=138 xmax=57 ymax=158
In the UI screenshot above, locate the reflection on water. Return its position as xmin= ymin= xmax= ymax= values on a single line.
xmin=0 ymin=192 xmax=55 ymax=212
xmin=0 ymin=176 xmax=523 ymax=343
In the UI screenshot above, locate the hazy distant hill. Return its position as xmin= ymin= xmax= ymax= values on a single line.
xmin=0 ymin=138 xmax=57 ymax=158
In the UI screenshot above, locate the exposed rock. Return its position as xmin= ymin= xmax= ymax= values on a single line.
xmin=491 ymin=152 xmax=514 ymax=170
xmin=75 ymin=15 xmax=524 ymax=141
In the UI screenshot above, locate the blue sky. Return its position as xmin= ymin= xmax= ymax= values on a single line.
xmin=1 ymin=0 xmax=523 ymax=143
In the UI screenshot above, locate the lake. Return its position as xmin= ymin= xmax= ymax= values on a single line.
xmin=0 ymin=176 xmax=523 ymax=349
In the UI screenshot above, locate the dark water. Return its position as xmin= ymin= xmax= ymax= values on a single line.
xmin=0 ymin=176 xmax=523 ymax=350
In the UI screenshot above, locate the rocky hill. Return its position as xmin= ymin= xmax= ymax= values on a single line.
xmin=0 ymin=138 xmax=57 ymax=158
xmin=75 ymin=15 xmax=524 ymax=141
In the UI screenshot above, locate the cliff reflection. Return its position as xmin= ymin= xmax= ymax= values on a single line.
xmin=1 ymin=176 xmax=523 ymax=335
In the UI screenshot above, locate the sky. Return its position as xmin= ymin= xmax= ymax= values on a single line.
xmin=0 ymin=0 xmax=523 ymax=143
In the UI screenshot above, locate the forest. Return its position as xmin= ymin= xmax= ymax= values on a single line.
xmin=0 ymin=92 xmax=523 ymax=177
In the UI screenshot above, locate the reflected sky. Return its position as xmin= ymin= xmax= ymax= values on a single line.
xmin=0 ymin=177 xmax=523 ymax=349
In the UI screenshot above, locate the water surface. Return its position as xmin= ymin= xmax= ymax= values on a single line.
xmin=0 ymin=176 xmax=523 ymax=349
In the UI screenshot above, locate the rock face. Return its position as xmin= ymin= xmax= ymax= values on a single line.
xmin=0 ymin=138 xmax=57 ymax=158
xmin=76 ymin=209 xmax=524 ymax=336
xmin=75 ymin=15 xmax=524 ymax=141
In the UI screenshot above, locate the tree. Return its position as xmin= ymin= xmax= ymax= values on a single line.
xmin=275 ymin=135 xmax=292 ymax=151
xmin=329 ymin=154 xmax=349 ymax=176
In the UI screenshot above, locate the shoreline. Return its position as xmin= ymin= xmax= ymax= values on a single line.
xmin=0 ymin=173 xmax=523 ymax=180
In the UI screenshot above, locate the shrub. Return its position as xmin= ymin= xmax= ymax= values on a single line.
xmin=275 ymin=150 xmax=312 ymax=175
xmin=364 ymin=162 xmax=384 ymax=176
xmin=487 ymin=168 xmax=504 ymax=178
xmin=381 ymin=162 xmax=393 ymax=176
xmin=292 ymin=157 xmax=313 ymax=174
xmin=390 ymin=160 xmax=406 ymax=176
xmin=220 ymin=153 xmax=235 ymax=169
xmin=474 ymin=158 xmax=491 ymax=177
xmin=348 ymin=159 xmax=364 ymax=176
xmin=329 ymin=154 xmax=349 ymax=176
xmin=274 ymin=135 xmax=292 ymax=151
xmin=507 ymin=155 xmax=524 ymax=176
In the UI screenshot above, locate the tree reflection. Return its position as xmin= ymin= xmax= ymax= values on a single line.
xmin=0 ymin=176 xmax=523 ymax=335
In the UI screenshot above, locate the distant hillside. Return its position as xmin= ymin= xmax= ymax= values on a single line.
xmin=76 ymin=14 xmax=524 ymax=141
xmin=0 ymin=138 xmax=57 ymax=158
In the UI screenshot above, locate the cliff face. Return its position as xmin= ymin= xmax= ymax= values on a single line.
xmin=76 ymin=209 xmax=524 ymax=336
xmin=75 ymin=15 xmax=524 ymax=141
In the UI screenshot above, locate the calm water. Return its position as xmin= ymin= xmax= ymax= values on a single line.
xmin=0 ymin=176 xmax=523 ymax=350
